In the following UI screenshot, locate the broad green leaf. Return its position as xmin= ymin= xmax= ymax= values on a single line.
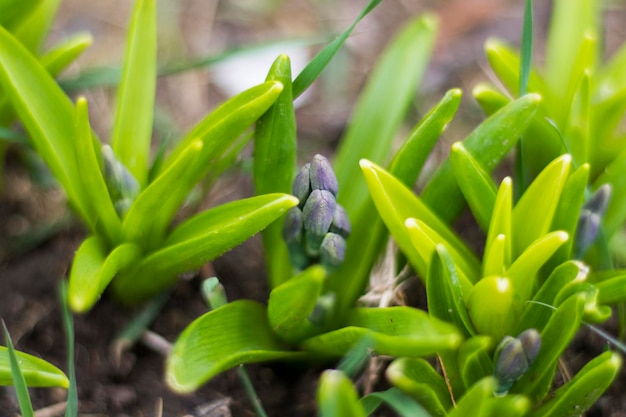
xmin=466 ymin=276 xmax=519 ymax=342
xmin=484 ymin=39 xmax=548 ymax=100
xmin=549 ymin=164 xmax=589 ymax=266
xmin=0 ymin=346 xmax=68 ymax=388
xmin=122 ymin=140 xmax=203 ymax=246
xmin=11 ymin=0 xmax=60 ymax=53
xmin=449 ymin=142 xmax=497 ymax=232
xmin=40 ymin=32 xmax=93 ymax=77
xmin=427 ymin=245 xmax=475 ymax=337
xmin=317 ymin=370 xmax=366 ymax=417
xmin=506 ymin=231 xmax=569 ymax=301
xmin=597 ymin=41 xmax=626 ymax=95
xmin=254 ymin=54 xmax=296 ymax=289
xmin=458 ymin=336 xmax=493 ymax=390
xmin=545 ymin=0 xmax=599 ymax=104
xmin=422 ymin=94 xmax=541 ymax=223
xmin=161 ymin=81 xmax=282 ymax=176
xmin=389 ymin=89 xmax=462 ymax=187
xmin=110 ymin=0 xmax=156 ymax=186
xmin=112 ymin=194 xmax=298 ymax=303
xmin=74 ymin=97 xmax=122 ymax=245
xmin=406 ymin=219 xmax=475 ymax=295
xmin=589 ymin=89 xmax=626 ymax=176
xmin=484 ymin=396 xmax=531 ymax=417
xmin=516 ymin=260 xmax=586 ymax=333
xmin=360 ymin=159 xmax=479 ymax=282
xmin=361 ymin=388 xmax=432 ymax=417
xmin=68 ymin=237 xmax=141 ymax=313
xmin=483 ymin=234 xmax=508 ymax=276
xmin=512 ymin=293 xmax=585 ymax=401
xmin=0 ymin=0 xmax=40 ymax=28
xmin=166 ymin=300 xmax=304 ymax=393
xmin=386 ymin=357 xmax=451 ymax=416
xmin=0 ymin=26 xmax=90 ymax=223
xmin=335 ymin=14 xmax=438 ymax=217
xmin=594 ymin=147 xmax=626 ymax=235
xmin=267 ymin=265 xmax=326 ymax=343
xmin=301 ymin=307 xmax=462 ymax=358
xmin=447 ymin=377 xmax=496 ymax=417
xmin=485 ymin=177 xmax=513 ymax=271
xmin=511 ymin=154 xmax=572 ymax=257
xmin=596 ymin=273 xmax=626 ymax=305
xmin=529 ymin=351 xmax=621 ymax=417
xmin=2 ymin=324 xmax=33 ymax=417
xmin=292 ymin=0 xmax=382 ymax=98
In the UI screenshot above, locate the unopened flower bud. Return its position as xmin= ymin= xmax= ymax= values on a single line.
xmin=575 ymin=185 xmax=611 ymax=258
xmin=283 ymin=207 xmax=304 ymax=244
xmin=320 ymin=233 xmax=347 ymax=271
xmin=310 ymin=154 xmax=338 ymax=196
xmin=308 ymin=292 xmax=336 ymax=326
xmin=293 ymin=163 xmax=311 ymax=208
xmin=493 ymin=329 xmax=540 ymax=395
xmin=303 ymin=190 xmax=337 ymax=242
xmin=330 ymin=204 xmax=351 ymax=238
xmin=102 ymin=145 xmax=140 ymax=215
xmin=585 ymin=184 xmax=611 ymax=215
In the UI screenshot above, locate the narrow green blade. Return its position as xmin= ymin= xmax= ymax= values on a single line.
xmin=2 ymin=323 xmax=33 ymax=417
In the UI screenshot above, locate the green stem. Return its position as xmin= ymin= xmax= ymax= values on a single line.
xmin=237 ymin=365 xmax=269 ymax=417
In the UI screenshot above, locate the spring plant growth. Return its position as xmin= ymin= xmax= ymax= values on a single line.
xmin=1 ymin=0 xmax=626 ymax=415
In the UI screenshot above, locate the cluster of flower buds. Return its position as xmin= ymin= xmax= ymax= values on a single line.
xmin=493 ymin=328 xmax=541 ymax=395
xmin=102 ymin=145 xmax=140 ymax=216
xmin=283 ymin=154 xmax=351 ymax=271
xmin=575 ymin=184 xmax=611 ymax=258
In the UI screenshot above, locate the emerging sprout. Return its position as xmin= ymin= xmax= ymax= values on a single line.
xmin=284 ymin=155 xmax=351 ymax=271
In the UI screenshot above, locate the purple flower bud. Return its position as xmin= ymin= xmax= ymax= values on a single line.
xmin=310 ymin=154 xmax=338 ymax=196
xmin=518 ymin=328 xmax=541 ymax=364
xmin=585 ymin=184 xmax=611 ymax=215
xmin=282 ymin=207 xmax=304 ymax=244
xmin=320 ymin=233 xmax=347 ymax=271
xmin=575 ymin=211 xmax=601 ymax=258
xmin=330 ymin=204 xmax=351 ymax=238
xmin=293 ymin=163 xmax=311 ymax=208
xmin=102 ymin=145 xmax=140 ymax=202
xmin=303 ymin=190 xmax=337 ymax=240
xmin=493 ymin=329 xmax=541 ymax=395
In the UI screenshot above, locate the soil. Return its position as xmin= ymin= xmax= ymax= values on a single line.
xmin=2 ymin=0 xmax=626 ymax=416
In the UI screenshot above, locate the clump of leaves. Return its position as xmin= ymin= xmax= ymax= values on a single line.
xmin=0 ymin=0 xmax=301 ymax=311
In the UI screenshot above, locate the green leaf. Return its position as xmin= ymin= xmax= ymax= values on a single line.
xmin=596 ymin=273 xmax=626 ymax=305
xmin=254 ymin=54 xmax=297 ymax=289
xmin=2 ymin=323 xmax=33 ymax=417
xmin=512 ymin=293 xmax=585 ymax=401
xmin=110 ymin=0 xmax=156 ymax=186
xmin=59 ymin=281 xmax=78 ymax=417
xmin=161 ymin=81 xmax=282 ymax=177
xmin=74 ymin=97 xmax=122 ymax=245
xmin=166 ymin=300 xmax=304 ymax=393
xmin=121 ymin=140 xmax=203 ymax=246
xmin=506 ymin=230 xmax=569 ymax=301
xmin=389 ymin=88 xmax=462 ymax=187
xmin=0 ymin=345 xmax=69 ymax=389
xmin=40 ymin=32 xmax=93 ymax=77
xmin=334 ymin=14 xmax=438 ymax=217
xmin=0 ymin=26 xmax=90 ymax=223
xmin=0 ymin=0 xmax=40 ymax=28
xmin=112 ymin=194 xmax=298 ymax=303
xmin=594 ymin=147 xmax=626 ymax=236
xmin=68 ymin=236 xmax=141 ymax=313
xmin=361 ymin=388 xmax=432 ymax=417
xmin=301 ymin=307 xmax=462 ymax=357
xmin=447 ymin=377 xmax=496 ymax=417
xmin=511 ymin=154 xmax=572 ymax=257
xmin=267 ymin=265 xmax=326 ymax=343
xmin=519 ymin=0 xmax=533 ymax=96
xmin=11 ymin=0 xmax=60 ymax=53
xmin=386 ymin=357 xmax=451 ymax=416
xmin=458 ymin=336 xmax=494 ymax=390
xmin=516 ymin=260 xmax=586 ymax=332
xmin=529 ymin=351 xmax=621 ymax=417
xmin=360 ymin=159 xmax=479 ymax=284
xmin=421 ymin=94 xmax=541 ymax=223
xmin=317 ymin=370 xmax=366 ymax=417
xmin=484 ymin=177 xmax=513 ymax=273
xmin=449 ymin=142 xmax=497 ymax=232
xmin=427 ymin=245 xmax=476 ymax=338
xmin=292 ymin=0 xmax=382 ymax=98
